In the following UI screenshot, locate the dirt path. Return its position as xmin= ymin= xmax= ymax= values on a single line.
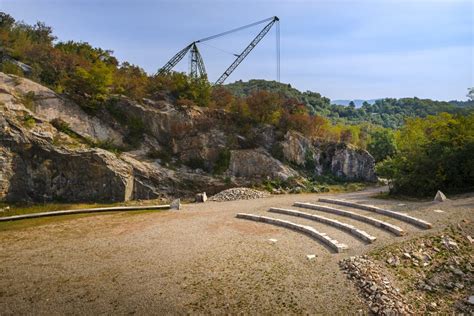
xmin=0 ymin=187 xmax=472 ymax=314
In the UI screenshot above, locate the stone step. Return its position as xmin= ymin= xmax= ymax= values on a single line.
xmin=268 ymin=207 xmax=377 ymax=243
xmin=235 ymin=213 xmax=348 ymax=253
xmin=294 ymin=202 xmax=405 ymax=236
xmin=318 ymin=198 xmax=432 ymax=229
xmin=0 ymin=205 xmax=171 ymax=222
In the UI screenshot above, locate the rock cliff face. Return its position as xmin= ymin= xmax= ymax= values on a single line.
xmin=280 ymin=131 xmax=376 ymax=181
xmin=0 ymin=73 xmax=377 ymax=203
xmin=228 ymin=148 xmax=298 ymax=180
xmin=0 ymin=116 xmax=134 ymax=202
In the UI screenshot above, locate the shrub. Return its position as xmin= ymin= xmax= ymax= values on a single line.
xmin=213 ymin=149 xmax=231 ymax=175
xmin=185 ymin=157 xmax=207 ymax=171
xmin=20 ymin=91 xmax=36 ymax=110
xmin=0 ymin=61 xmax=23 ymax=76
xmin=22 ymin=113 xmax=35 ymax=128
xmin=377 ymin=113 xmax=474 ymax=196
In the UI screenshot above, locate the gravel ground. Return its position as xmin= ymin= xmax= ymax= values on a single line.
xmin=0 ymin=187 xmax=473 ymax=314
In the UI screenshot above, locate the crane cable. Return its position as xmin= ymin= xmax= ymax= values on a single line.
xmin=276 ymin=19 xmax=280 ymax=82
xmin=199 ymin=42 xmax=239 ymax=57
xmin=196 ymin=16 xmax=275 ymax=43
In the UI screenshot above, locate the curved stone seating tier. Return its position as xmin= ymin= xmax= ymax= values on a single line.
xmin=318 ymin=198 xmax=432 ymax=229
xmin=269 ymin=207 xmax=376 ymax=243
xmin=235 ymin=213 xmax=348 ymax=253
xmin=294 ymin=202 xmax=405 ymax=236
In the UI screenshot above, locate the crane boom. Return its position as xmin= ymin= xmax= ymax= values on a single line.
xmin=156 ymin=16 xmax=280 ymax=83
xmin=157 ymin=43 xmax=193 ymax=75
xmin=215 ymin=16 xmax=279 ymax=85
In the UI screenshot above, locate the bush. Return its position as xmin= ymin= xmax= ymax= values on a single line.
xmin=185 ymin=157 xmax=207 ymax=171
xmin=376 ymin=113 xmax=474 ymax=196
xmin=213 ymin=149 xmax=231 ymax=175
xmin=0 ymin=61 xmax=23 ymax=76
xmin=20 ymin=91 xmax=36 ymax=110
xmin=367 ymin=129 xmax=397 ymax=162
xmin=147 ymin=149 xmax=172 ymax=164
xmin=23 ymin=113 xmax=35 ymax=128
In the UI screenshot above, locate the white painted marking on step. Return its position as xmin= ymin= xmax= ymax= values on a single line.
xmin=307 ymin=254 xmax=316 ymax=260
xmin=268 ymin=238 xmax=278 ymax=243
xmin=433 ymin=209 xmax=444 ymax=213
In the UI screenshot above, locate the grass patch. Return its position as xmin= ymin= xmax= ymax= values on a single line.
xmin=0 ymin=199 xmax=169 ymax=218
xmin=0 ymin=209 xmax=164 ymax=232
xmin=51 ymin=118 xmax=124 ymax=153
xmin=0 ymin=201 xmax=169 ymax=231
xmin=0 ymin=201 xmax=118 ymax=217
xmin=20 ymin=91 xmax=36 ymax=110
xmin=22 ymin=113 xmax=35 ymax=128
xmin=256 ymin=176 xmax=368 ymax=194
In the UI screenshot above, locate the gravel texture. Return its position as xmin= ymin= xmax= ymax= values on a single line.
xmin=339 ymin=256 xmax=411 ymax=315
xmin=0 ymin=187 xmax=472 ymax=314
xmin=209 ymin=187 xmax=269 ymax=201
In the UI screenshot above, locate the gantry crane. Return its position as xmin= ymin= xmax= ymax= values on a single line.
xmin=157 ymin=16 xmax=280 ymax=84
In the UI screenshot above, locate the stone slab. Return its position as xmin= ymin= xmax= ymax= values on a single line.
xmin=235 ymin=213 xmax=348 ymax=253
xmin=294 ymin=202 xmax=405 ymax=236
xmin=318 ymin=198 xmax=432 ymax=229
xmin=269 ymin=207 xmax=376 ymax=243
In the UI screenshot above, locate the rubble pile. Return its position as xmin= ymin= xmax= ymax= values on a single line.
xmin=339 ymin=256 xmax=412 ymax=315
xmin=209 ymin=187 xmax=269 ymax=202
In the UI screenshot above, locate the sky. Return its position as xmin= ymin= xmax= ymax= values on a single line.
xmin=1 ymin=0 xmax=473 ymax=101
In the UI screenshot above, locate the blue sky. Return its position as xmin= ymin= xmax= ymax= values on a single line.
xmin=1 ymin=0 xmax=473 ymax=100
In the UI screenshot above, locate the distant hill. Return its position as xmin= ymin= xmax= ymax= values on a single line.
xmin=225 ymin=79 xmax=474 ymax=128
xmin=331 ymin=99 xmax=379 ymax=108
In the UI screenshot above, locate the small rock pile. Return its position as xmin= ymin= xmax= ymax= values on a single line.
xmin=339 ymin=256 xmax=412 ymax=315
xmin=209 ymin=187 xmax=269 ymax=202
xmin=381 ymin=229 xmax=474 ymax=313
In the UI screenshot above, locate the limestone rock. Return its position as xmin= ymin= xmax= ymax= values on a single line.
xmin=434 ymin=190 xmax=447 ymax=202
xmin=280 ymin=131 xmax=377 ymax=182
xmin=227 ymin=148 xmax=299 ymax=180
xmin=170 ymin=198 xmax=181 ymax=210
xmin=195 ymin=192 xmax=207 ymax=203
xmin=209 ymin=187 xmax=269 ymax=201
xmin=0 ymin=73 xmax=124 ymax=146
xmin=0 ymin=71 xmax=378 ymax=203
xmin=328 ymin=142 xmax=377 ymax=182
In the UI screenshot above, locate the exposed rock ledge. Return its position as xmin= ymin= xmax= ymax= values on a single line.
xmin=0 ymin=73 xmax=377 ymax=203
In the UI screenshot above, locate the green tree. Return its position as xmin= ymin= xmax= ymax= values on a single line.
xmin=66 ymin=63 xmax=113 ymax=109
xmin=468 ymin=87 xmax=474 ymax=101
xmin=246 ymin=90 xmax=282 ymax=125
xmin=376 ymin=113 xmax=474 ymax=196
xmin=367 ymin=129 xmax=397 ymax=162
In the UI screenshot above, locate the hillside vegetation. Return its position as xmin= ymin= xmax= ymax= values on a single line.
xmin=1 ymin=12 xmax=473 ymax=197
xmin=225 ymin=79 xmax=474 ymax=128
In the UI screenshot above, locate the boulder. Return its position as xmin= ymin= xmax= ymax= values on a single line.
xmin=280 ymin=131 xmax=377 ymax=182
xmin=328 ymin=143 xmax=377 ymax=182
xmin=227 ymin=148 xmax=299 ymax=180
xmin=170 ymin=198 xmax=181 ymax=210
xmin=434 ymin=190 xmax=447 ymax=202
xmin=195 ymin=192 xmax=207 ymax=203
